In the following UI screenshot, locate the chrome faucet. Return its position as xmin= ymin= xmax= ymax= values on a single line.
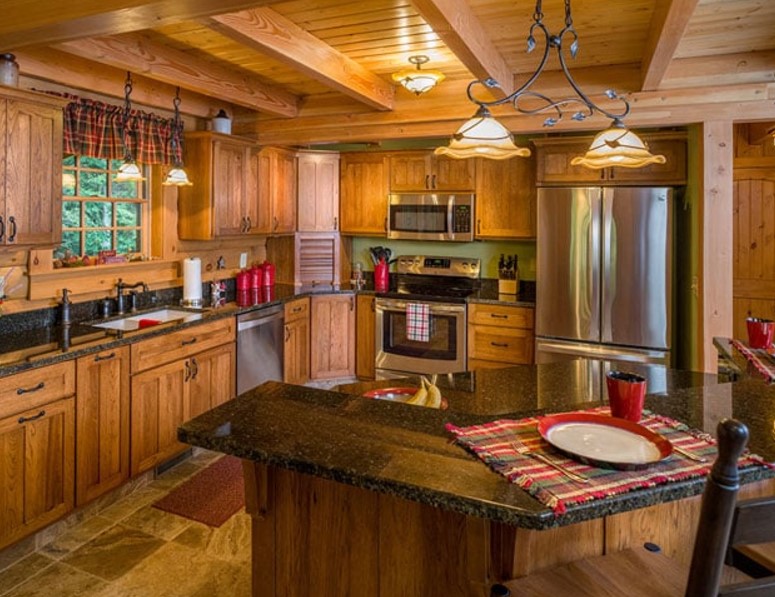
xmin=116 ymin=278 xmax=149 ymax=315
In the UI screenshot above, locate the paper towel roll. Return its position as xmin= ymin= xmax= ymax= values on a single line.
xmin=183 ymin=257 xmax=202 ymax=304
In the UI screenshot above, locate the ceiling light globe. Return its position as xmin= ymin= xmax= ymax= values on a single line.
xmin=163 ymin=167 xmax=193 ymax=186
xmin=434 ymin=112 xmax=531 ymax=160
xmin=571 ymin=124 xmax=666 ymax=169
xmin=114 ymin=160 xmax=146 ymax=182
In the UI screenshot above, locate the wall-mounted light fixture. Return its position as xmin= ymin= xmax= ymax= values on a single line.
xmin=163 ymin=87 xmax=192 ymax=186
xmin=115 ymin=72 xmax=146 ymax=183
xmin=392 ymin=55 xmax=445 ymax=96
xmin=435 ymin=0 xmax=665 ymax=168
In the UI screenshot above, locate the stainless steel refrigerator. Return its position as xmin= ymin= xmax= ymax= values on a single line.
xmin=535 ymin=186 xmax=672 ymax=400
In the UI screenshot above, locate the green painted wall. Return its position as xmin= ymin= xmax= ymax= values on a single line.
xmin=351 ymin=237 xmax=536 ymax=280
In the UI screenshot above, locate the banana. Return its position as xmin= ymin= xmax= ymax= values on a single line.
xmin=426 ymin=382 xmax=442 ymax=409
xmin=406 ymin=377 xmax=428 ymax=405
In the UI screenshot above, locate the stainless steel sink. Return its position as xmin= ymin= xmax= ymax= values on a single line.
xmin=91 ymin=308 xmax=203 ymax=331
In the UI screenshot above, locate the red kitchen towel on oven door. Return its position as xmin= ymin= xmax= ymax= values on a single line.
xmin=406 ymin=302 xmax=430 ymax=342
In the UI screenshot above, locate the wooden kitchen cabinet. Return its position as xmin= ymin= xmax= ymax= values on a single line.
xmin=0 ymin=89 xmax=66 ymax=246
xmin=76 ymin=346 xmax=130 ymax=506
xmin=467 ymin=303 xmax=535 ymax=370
xmin=389 ymin=151 xmax=476 ymax=191
xmin=0 ymin=361 xmax=75 ymax=550
xmin=297 ymin=151 xmax=340 ymax=231
xmin=310 ymin=294 xmax=356 ymax=380
xmin=178 ymin=131 xmax=259 ymax=240
xmin=533 ymin=133 xmax=687 ymax=186
xmin=284 ymin=298 xmax=310 ymax=385
xmin=187 ymin=342 xmax=236 ymax=416
xmin=475 ymin=155 xmax=536 ymax=238
xmin=339 ymin=152 xmax=390 ymax=235
xmin=255 ymin=146 xmax=297 ymax=234
xmin=356 ymin=294 xmax=376 ymax=380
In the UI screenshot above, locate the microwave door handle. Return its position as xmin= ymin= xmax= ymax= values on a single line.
xmin=447 ymin=198 xmax=454 ymax=240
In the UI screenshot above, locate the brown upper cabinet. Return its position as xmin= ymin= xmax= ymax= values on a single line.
xmin=297 ymin=151 xmax=340 ymax=232
xmin=533 ymin=133 xmax=687 ymax=186
xmin=389 ymin=151 xmax=476 ymax=191
xmin=339 ymin=152 xmax=390 ymax=235
xmin=177 ymin=132 xmax=257 ymax=240
xmin=475 ymin=155 xmax=536 ymax=239
xmin=0 ymin=88 xmax=65 ymax=247
xmin=254 ymin=146 xmax=297 ymax=235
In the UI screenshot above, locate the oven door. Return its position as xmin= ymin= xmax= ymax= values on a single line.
xmin=375 ymin=298 xmax=466 ymax=375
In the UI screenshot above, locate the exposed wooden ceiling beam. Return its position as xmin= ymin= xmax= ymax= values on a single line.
xmin=15 ymin=47 xmax=223 ymax=118
xmin=0 ymin=0 xmax=278 ymax=49
xmin=661 ymin=50 xmax=775 ymax=90
xmin=640 ymin=0 xmax=701 ymax=91
xmin=410 ymin=0 xmax=512 ymax=99
xmin=57 ymin=32 xmax=299 ymax=117
xmin=206 ymin=8 xmax=394 ymax=111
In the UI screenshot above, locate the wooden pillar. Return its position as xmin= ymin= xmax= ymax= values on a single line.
xmin=699 ymin=121 xmax=734 ymax=373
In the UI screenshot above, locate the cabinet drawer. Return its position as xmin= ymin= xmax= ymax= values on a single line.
xmin=285 ymin=297 xmax=310 ymax=323
xmin=468 ymin=304 xmax=534 ymax=329
xmin=0 ymin=361 xmax=75 ymax=419
xmin=131 ymin=318 xmax=236 ymax=373
xmin=468 ymin=326 xmax=534 ymax=364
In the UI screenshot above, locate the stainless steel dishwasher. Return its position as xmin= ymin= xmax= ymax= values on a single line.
xmin=236 ymin=305 xmax=284 ymax=395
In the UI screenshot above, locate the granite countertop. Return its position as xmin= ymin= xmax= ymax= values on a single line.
xmin=178 ymin=361 xmax=775 ymax=530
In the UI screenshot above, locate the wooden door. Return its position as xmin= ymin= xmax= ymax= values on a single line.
xmin=75 ymin=347 xmax=130 ymax=506
xmin=188 ymin=343 xmax=236 ymax=416
xmin=433 ymin=156 xmax=476 ymax=191
xmin=130 ymin=359 xmax=187 ymax=476
xmin=284 ymin=316 xmax=310 ymax=385
xmin=0 ymin=398 xmax=74 ymax=550
xmin=310 ymin=294 xmax=356 ymax=379
xmin=297 ymin=153 xmax=340 ymax=231
xmin=213 ymin=141 xmax=249 ymax=237
xmin=389 ymin=152 xmax=432 ymax=191
xmin=4 ymin=99 xmax=63 ymax=245
xmin=475 ymin=156 xmax=536 ymax=238
xmin=356 ymin=294 xmax=376 ymax=380
xmin=273 ymin=148 xmax=298 ymax=233
xmin=340 ymin=153 xmax=389 ymax=234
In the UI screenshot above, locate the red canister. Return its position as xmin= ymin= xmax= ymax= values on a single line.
xmin=249 ymin=264 xmax=263 ymax=289
xmin=236 ymin=270 xmax=250 ymax=291
xmin=262 ymin=260 xmax=275 ymax=286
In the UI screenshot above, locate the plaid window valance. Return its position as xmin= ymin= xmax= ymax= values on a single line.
xmin=62 ymin=96 xmax=183 ymax=165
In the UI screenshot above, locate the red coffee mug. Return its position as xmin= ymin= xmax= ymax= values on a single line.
xmin=606 ymin=370 xmax=647 ymax=422
xmin=746 ymin=317 xmax=775 ymax=349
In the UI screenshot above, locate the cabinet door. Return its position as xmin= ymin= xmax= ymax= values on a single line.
xmin=76 ymin=347 xmax=130 ymax=506
xmin=609 ymin=138 xmax=687 ymax=185
xmin=433 ymin=156 xmax=476 ymax=191
xmin=475 ymin=157 xmax=536 ymax=238
xmin=310 ymin=294 xmax=356 ymax=379
xmin=389 ymin=152 xmax=432 ymax=191
xmin=0 ymin=398 xmax=74 ymax=550
xmin=273 ymin=149 xmax=297 ymax=233
xmin=340 ymin=153 xmax=389 ymax=234
xmin=188 ymin=343 xmax=236 ymax=415
xmin=356 ymin=294 xmax=375 ymax=380
xmin=253 ymin=149 xmax=273 ymax=234
xmin=534 ymin=139 xmax=602 ymax=185
xmin=213 ymin=141 xmax=250 ymax=237
xmin=284 ymin=316 xmax=310 ymax=385
xmin=5 ymin=99 xmax=63 ymax=246
xmin=130 ymin=359 xmax=187 ymax=476
xmin=298 ymin=153 xmax=340 ymax=231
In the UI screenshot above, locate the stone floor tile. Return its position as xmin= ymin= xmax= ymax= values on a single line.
xmin=0 ymin=553 xmax=54 ymax=596
xmin=173 ymin=509 xmax=250 ymax=564
xmin=0 ymin=536 xmax=35 ymax=575
xmin=122 ymin=506 xmax=192 ymax=541
xmin=39 ymin=516 xmax=115 ymax=560
xmin=5 ymin=562 xmax=107 ymax=597
xmin=98 ymin=486 xmax=167 ymax=523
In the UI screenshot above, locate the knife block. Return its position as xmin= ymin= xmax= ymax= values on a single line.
xmin=498 ymin=279 xmax=518 ymax=294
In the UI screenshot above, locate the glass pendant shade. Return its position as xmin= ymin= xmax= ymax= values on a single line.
xmin=392 ymin=56 xmax=445 ymax=96
xmin=571 ymin=122 xmax=666 ymax=169
xmin=115 ymin=159 xmax=145 ymax=182
xmin=434 ymin=108 xmax=530 ymax=160
xmin=163 ymin=166 xmax=193 ymax=186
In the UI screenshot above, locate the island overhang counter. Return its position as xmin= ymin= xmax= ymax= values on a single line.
xmin=178 ymin=361 xmax=775 ymax=596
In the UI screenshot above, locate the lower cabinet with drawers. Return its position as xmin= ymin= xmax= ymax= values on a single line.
xmin=467 ymin=303 xmax=535 ymax=370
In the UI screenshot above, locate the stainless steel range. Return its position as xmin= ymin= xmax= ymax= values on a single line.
xmin=375 ymin=255 xmax=480 ymax=378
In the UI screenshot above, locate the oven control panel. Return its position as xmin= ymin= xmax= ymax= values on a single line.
xmin=396 ymin=255 xmax=481 ymax=278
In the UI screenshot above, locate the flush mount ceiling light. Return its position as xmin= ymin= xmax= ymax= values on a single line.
xmin=115 ymin=72 xmax=146 ymax=183
xmin=392 ymin=55 xmax=445 ymax=96
xmin=163 ymin=87 xmax=193 ymax=187
xmin=435 ymin=0 xmax=665 ymax=168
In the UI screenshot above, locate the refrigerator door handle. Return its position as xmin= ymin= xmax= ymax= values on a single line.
xmin=601 ymin=188 xmax=614 ymax=343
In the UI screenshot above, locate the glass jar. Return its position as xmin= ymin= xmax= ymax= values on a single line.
xmin=0 ymin=54 xmax=19 ymax=87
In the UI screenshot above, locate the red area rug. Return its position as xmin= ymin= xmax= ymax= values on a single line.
xmin=153 ymin=455 xmax=244 ymax=527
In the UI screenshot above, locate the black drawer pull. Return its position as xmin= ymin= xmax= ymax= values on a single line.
xmin=16 ymin=382 xmax=45 ymax=395
xmin=489 ymin=313 xmax=509 ymax=319
xmin=181 ymin=338 xmax=197 ymax=346
xmin=18 ymin=410 xmax=46 ymax=424
xmin=292 ymin=306 xmax=303 ymax=313
xmin=490 ymin=342 xmax=509 ymax=348
xmin=94 ymin=352 xmax=116 ymax=362
xmin=8 ymin=216 xmax=17 ymax=242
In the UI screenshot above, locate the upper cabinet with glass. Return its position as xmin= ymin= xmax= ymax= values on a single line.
xmin=0 ymin=88 xmax=67 ymax=247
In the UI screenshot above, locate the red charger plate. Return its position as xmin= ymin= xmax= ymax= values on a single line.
xmin=536 ymin=412 xmax=673 ymax=470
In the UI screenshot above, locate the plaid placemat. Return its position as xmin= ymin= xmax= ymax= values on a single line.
xmin=730 ymin=339 xmax=775 ymax=381
xmin=446 ymin=407 xmax=774 ymax=515
xmin=406 ymin=302 xmax=430 ymax=342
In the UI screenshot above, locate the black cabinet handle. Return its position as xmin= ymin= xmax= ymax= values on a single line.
xmin=8 ymin=216 xmax=17 ymax=242
xmin=490 ymin=342 xmax=509 ymax=348
xmin=18 ymin=410 xmax=46 ymax=424
xmin=94 ymin=352 xmax=116 ymax=362
xmin=489 ymin=313 xmax=508 ymax=319
xmin=184 ymin=360 xmax=191 ymax=382
xmin=285 ymin=326 xmax=290 ymax=342
xmin=350 ymin=296 xmax=354 ymax=311
xmin=425 ymin=174 xmax=430 ymax=189
xmin=477 ymin=219 xmax=481 ymax=235
xmin=246 ymin=216 xmax=252 ymax=232
xmin=432 ymin=174 xmax=437 ymax=189
xmin=0 ymin=216 xmax=4 ymax=242
xmin=190 ymin=357 xmax=199 ymax=379
xmin=16 ymin=382 xmax=45 ymax=395
xmin=181 ymin=337 xmax=197 ymax=346
xmin=334 ymin=216 xmax=338 ymax=230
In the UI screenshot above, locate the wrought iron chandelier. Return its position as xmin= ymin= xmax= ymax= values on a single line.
xmin=115 ymin=72 xmax=146 ymax=182
xmin=435 ymin=0 xmax=666 ymax=168
xmin=163 ymin=87 xmax=193 ymax=186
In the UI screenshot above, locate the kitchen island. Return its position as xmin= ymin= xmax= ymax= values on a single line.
xmin=178 ymin=361 xmax=775 ymax=596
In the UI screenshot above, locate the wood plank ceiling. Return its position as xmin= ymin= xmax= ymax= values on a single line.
xmin=2 ymin=0 xmax=774 ymax=146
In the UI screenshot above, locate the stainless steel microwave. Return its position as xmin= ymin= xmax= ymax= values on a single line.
xmin=387 ymin=193 xmax=475 ymax=242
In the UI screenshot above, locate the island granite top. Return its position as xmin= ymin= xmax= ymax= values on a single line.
xmin=178 ymin=360 xmax=775 ymax=530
